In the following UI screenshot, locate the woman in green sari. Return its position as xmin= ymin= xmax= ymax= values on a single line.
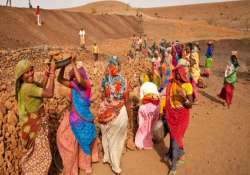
xmin=218 ymin=51 xmax=239 ymax=108
xmin=15 ymin=59 xmax=56 ymax=175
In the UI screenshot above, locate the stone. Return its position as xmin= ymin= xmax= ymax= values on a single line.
xmin=0 ymin=142 xmax=4 ymax=155
xmin=0 ymin=112 xmax=3 ymax=128
xmin=7 ymin=111 xmax=17 ymax=126
xmin=4 ymin=100 xmax=13 ymax=111
xmin=0 ymin=102 xmax=7 ymax=115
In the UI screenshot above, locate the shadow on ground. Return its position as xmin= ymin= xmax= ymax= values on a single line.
xmin=199 ymin=90 xmax=224 ymax=105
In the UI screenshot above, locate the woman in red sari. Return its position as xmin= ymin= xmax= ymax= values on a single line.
xmin=164 ymin=66 xmax=193 ymax=175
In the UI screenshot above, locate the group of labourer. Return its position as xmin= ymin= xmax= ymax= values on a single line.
xmin=15 ymin=31 xmax=239 ymax=175
xmin=127 ymin=35 xmax=240 ymax=174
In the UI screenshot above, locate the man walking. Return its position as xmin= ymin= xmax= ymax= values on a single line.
xmin=36 ymin=6 xmax=42 ymax=26
xmin=79 ymin=28 xmax=86 ymax=49
xmin=6 ymin=0 xmax=11 ymax=7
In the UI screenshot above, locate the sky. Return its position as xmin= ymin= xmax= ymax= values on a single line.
xmin=0 ymin=0 xmax=235 ymax=9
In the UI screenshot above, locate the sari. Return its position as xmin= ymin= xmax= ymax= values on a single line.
xmin=152 ymin=57 xmax=162 ymax=90
xmin=190 ymin=51 xmax=201 ymax=100
xmin=99 ymin=56 xmax=128 ymax=174
xmin=57 ymin=67 xmax=98 ymax=175
xmin=205 ymin=45 xmax=213 ymax=68
xmin=161 ymin=55 xmax=173 ymax=89
xmin=203 ymin=45 xmax=214 ymax=77
xmin=15 ymin=59 xmax=52 ymax=175
xmin=135 ymin=92 xmax=160 ymax=149
xmin=165 ymin=66 xmax=192 ymax=171
xmin=218 ymin=62 xmax=238 ymax=106
xmin=160 ymin=53 xmax=173 ymax=114
xmin=171 ymin=46 xmax=178 ymax=67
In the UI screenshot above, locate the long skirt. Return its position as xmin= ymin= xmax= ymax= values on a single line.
xmin=135 ymin=103 xmax=159 ymax=149
xmin=218 ymin=83 xmax=234 ymax=106
xmin=205 ymin=57 xmax=213 ymax=68
xmin=57 ymin=112 xmax=99 ymax=175
xmin=165 ymin=100 xmax=190 ymax=171
xmin=21 ymin=116 xmax=52 ymax=175
xmin=100 ymin=106 xmax=128 ymax=174
xmin=80 ymin=37 xmax=85 ymax=48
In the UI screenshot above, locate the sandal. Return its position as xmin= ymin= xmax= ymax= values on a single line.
xmin=168 ymin=170 xmax=176 ymax=175
xmin=176 ymin=159 xmax=185 ymax=166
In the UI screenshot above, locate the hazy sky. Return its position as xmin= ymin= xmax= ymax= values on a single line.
xmin=0 ymin=0 xmax=235 ymax=9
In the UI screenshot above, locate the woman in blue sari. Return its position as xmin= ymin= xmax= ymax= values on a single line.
xmin=57 ymin=57 xmax=98 ymax=175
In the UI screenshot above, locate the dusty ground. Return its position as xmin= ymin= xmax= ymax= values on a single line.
xmin=0 ymin=1 xmax=250 ymax=175
xmin=88 ymin=38 xmax=250 ymax=175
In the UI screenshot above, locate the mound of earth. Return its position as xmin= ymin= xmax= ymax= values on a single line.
xmin=0 ymin=7 xmax=140 ymax=49
xmin=142 ymin=1 xmax=250 ymax=32
xmin=66 ymin=0 xmax=137 ymax=16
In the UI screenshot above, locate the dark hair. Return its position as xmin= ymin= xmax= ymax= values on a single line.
xmin=15 ymin=79 xmax=23 ymax=100
xmin=231 ymin=55 xmax=239 ymax=68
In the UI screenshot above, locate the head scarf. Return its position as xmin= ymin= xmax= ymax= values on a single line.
xmin=231 ymin=51 xmax=238 ymax=57
xmin=69 ymin=67 xmax=89 ymax=81
xmin=107 ymin=56 xmax=120 ymax=76
xmin=207 ymin=41 xmax=213 ymax=45
xmin=173 ymin=66 xmax=189 ymax=83
xmin=102 ymin=56 xmax=126 ymax=100
xmin=230 ymin=55 xmax=240 ymax=68
xmin=15 ymin=59 xmax=32 ymax=100
xmin=15 ymin=59 xmax=32 ymax=81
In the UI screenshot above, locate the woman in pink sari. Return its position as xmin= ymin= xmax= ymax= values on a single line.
xmin=135 ymin=74 xmax=160 ymax=149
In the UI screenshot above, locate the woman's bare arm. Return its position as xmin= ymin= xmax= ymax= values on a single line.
xmin=183 ymin=95 xmax=193 ymax=108
xmin=71 ymin=57 xmax=87 ymax=89
xmin=40 ymin=65 xmax=50 ymax=88
xmin=57 ymin=66 xmax=71 ymax=88
xmin=42 ymin=63 xmax=56 ymax=98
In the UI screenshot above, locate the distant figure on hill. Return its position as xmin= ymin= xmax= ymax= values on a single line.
xmin=5 ymin=0 xmax=11 ymax=7
xmin=79 ymin=28 xmax=86 ymax=49
xmin=29 ymin=0 xmax=32 ymax=8
xmin=92 ymin=43 xmax=99 ymax=61
xmin=36 ymin=6 xmax=42 ymax=26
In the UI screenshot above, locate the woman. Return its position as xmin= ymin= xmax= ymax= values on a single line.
xmin=218 ymin=51 xmax=239 ymax=108
xmin=190 ymin=45 xmax=201 ymax=101
xmin=177 ymin=47 xmax=191 ymax=69
xmin=98 ymin=56 xmax=128 ymax=174
xmin=135 ymin=74 xmax=160 ymax=149
xmin=171 ymin=43 xmax=178 ymax=67
xmin=159 ymin=47 xmax=173 ymax=115
xmin=151 ymin=51 xmax=162 ymax=90
xmin=164 ymin=66 xmax=193 ymax=175
xmin=160 ymin=47 xmax=173 ymax=89
xmin=202 ymin=41 xmax=214 ymax=78
xmin=36 ymin=5 xmax=42 ymax=26
xmin=57 ymin=58 xmax=98 ymax=175
xmin=15 ymin=59 xmax=55 ymax=174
